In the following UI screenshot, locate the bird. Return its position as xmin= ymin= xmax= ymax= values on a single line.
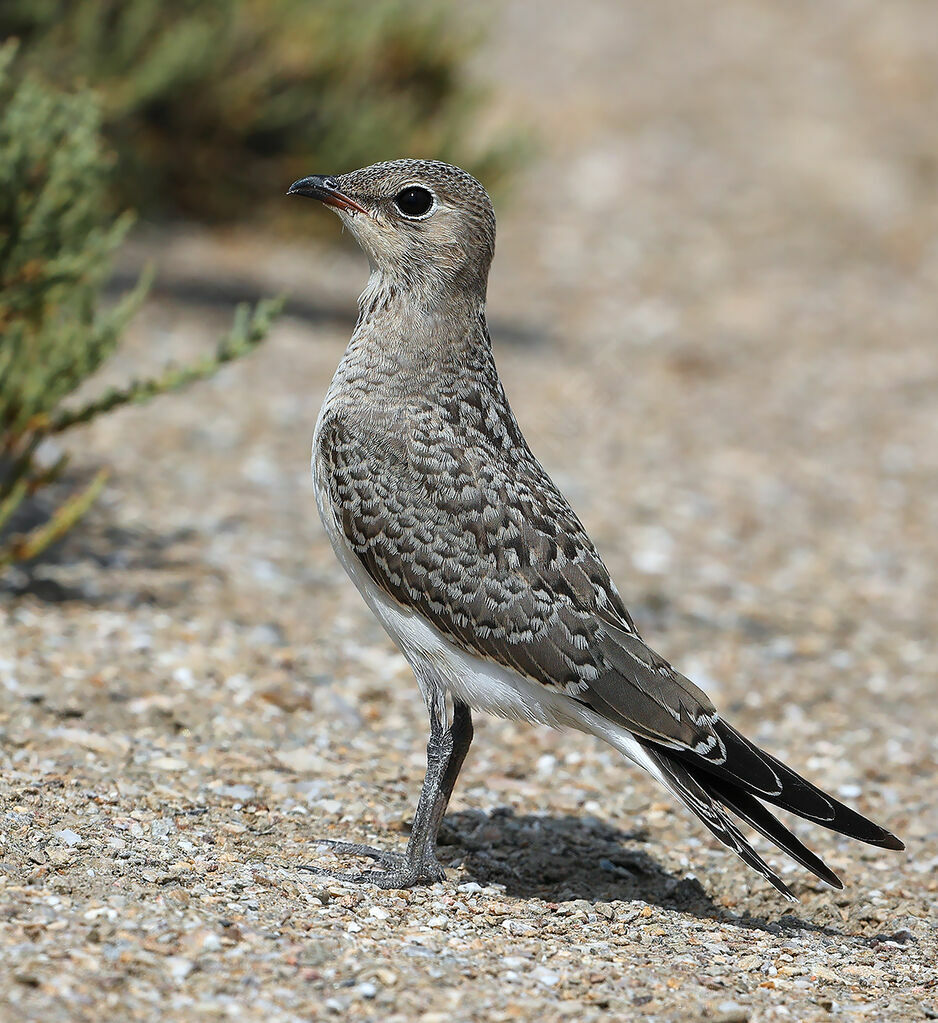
xmin=287 ymin=159 xmax=903 ymax=900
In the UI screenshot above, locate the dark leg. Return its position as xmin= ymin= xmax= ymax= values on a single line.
xmin=404 ymin=698 xmax=473 ymax=872
xmin=300 ymin=684 xmax=473 ymax=889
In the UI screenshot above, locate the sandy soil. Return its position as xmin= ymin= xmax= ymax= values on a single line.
xmin=2 ymin=1 xmax=937 ymax=1020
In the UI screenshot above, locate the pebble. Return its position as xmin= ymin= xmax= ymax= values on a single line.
xmin=714 ymin=1001 xmax=749 ymax=1023
xmin=166 ymin=957 xmax=194 ymax=982
xmin=216 ymin=784 xmax=256 ymax=801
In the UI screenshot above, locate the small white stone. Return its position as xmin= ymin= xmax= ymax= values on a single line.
xmin=55 ymin=829 xmax=82 ymax=847
xmin=631 ymin=526 xmax=673 ymax=574
xmin=172 ymin=667 xmax=194 ymax=687
xmin=532 ymin=966 xmax=559 ymax=987
xmin=166 ymin=956 xmax=193 ymax=982
xmin=217 ymin=784 xmax=256 ymax=801
xmin=501 ymin=919 xmax=536 ymax=936
xmin=151 ymin=818 xmax=175 ymax=839
xmin=501 ymin=956 xmax=528 ymax=969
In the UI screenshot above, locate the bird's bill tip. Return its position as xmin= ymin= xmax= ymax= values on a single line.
xmin=287 ymin=175 xmax=368 ymax=215
xmin=287 ymin=175 xmax=323 ymax=196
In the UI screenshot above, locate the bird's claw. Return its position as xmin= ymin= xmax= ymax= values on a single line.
xmin=313 ymin=839 xmax=402 ymax=867
xmin=299 ymin=839 xmax=446 ymax=888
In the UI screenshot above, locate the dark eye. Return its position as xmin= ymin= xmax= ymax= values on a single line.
xmin=394 ymin=186 xmax=434 ymax=218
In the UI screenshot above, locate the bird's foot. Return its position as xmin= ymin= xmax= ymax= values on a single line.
xmin=299 ymin=839 xmax=446 ymax=889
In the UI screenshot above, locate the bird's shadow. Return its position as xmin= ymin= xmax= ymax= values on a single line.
xmin=437 ymin=807 xmax=870 ymax=942
xmin=439 ymin=807 xmax=710 ymax=910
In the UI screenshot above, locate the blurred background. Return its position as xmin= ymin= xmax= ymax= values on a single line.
xmin=1 ymin=1 xmax=937 ymax=1019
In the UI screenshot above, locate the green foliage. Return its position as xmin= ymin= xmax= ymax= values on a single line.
xmin=0 ymin=45 xmax=146 ymax=440
xmin=1 ymin=0 xmax=522 ymax=224
xmin=0 ymin=46 xmax=282 ymax=569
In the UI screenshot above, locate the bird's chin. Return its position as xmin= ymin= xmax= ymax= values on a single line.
xmin=339 ymin=213 xmax=391 ymax=256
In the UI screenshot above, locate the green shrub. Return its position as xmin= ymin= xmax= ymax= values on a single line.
xmin=0 ymin=45 xmax=281 ymax=569
xmin=0 ymin=0 xmax=521 ymax=224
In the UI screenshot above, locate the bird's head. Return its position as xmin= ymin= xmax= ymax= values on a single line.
xmin=288 ymin=159 xmax=496 ymax=300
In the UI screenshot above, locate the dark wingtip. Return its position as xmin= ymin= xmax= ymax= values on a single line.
xmin=853 ymin=821 xmax=905 ymax=850
xmin=776 ymin=880 xmax=799 ymax=903
xmin=763 ymin=867 xmax=798 ymax=902
xmin=812 ymin=861 xmax=844 ymax=890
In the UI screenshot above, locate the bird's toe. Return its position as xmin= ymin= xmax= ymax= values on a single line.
xmin=298 ymin=840 xmax=446 ymax=888
xmin=314 ymin=839 xmax=401 ymax=867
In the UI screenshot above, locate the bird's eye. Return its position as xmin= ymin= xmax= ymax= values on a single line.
xmin=393 ymin=186 xmax=435 ymax=219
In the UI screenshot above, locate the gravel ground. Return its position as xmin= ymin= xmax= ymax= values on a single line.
xmin=2 ymin=1 xmax=937 ymax=1020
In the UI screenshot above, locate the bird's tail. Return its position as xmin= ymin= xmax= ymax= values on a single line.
xmin=639 ymin=722 xmax=903 ymax=899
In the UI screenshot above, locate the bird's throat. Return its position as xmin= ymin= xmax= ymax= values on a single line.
xmin=354 ymin=270 xmax=488 ymax=368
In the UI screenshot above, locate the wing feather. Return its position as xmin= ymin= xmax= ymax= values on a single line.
xmin=318 ymin=413 xmax=722 ymax=755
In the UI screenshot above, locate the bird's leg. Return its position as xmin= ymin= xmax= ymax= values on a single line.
xmin=404 ymin=697 xmax=473 ymax=875
xmin=301 ymin=682 xmax=473 ymax=889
